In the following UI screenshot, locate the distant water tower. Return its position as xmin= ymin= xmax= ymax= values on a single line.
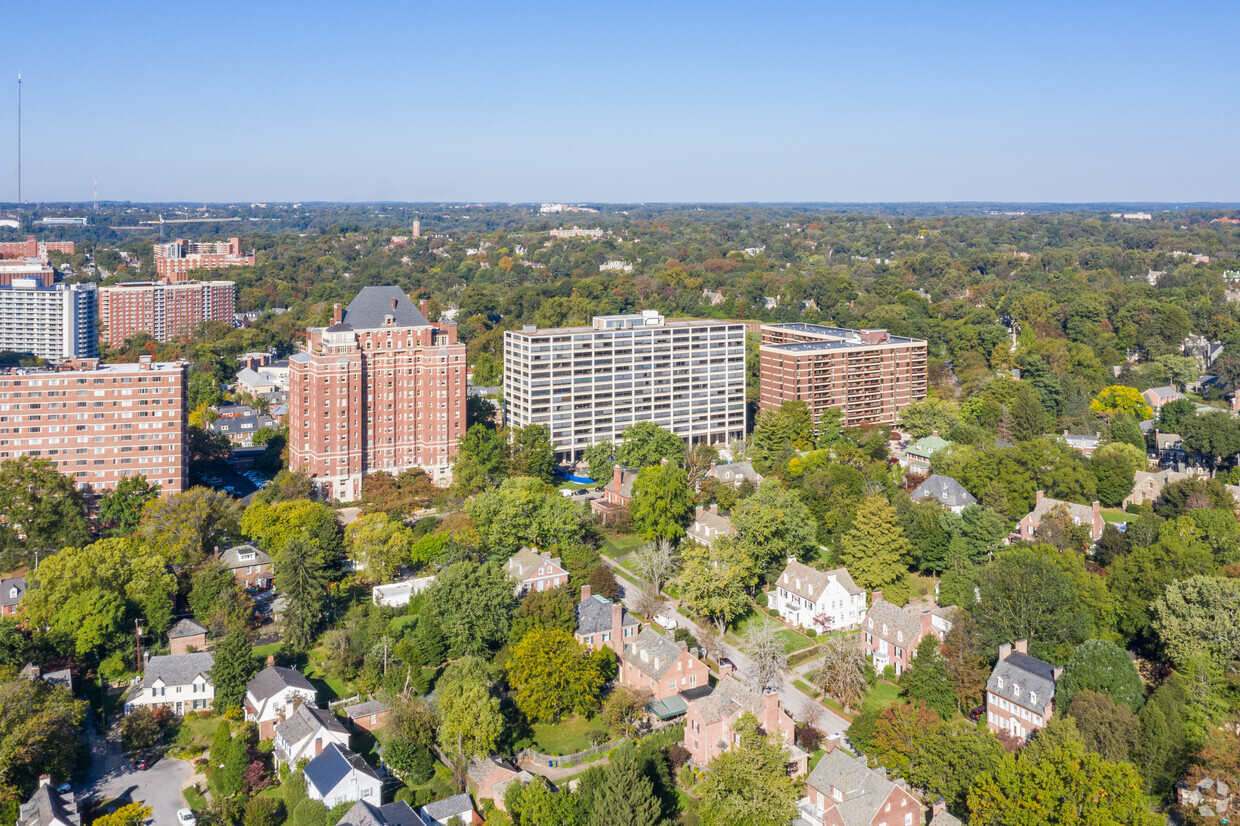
xmin=412 ymin=218 xmax=421 ymax=238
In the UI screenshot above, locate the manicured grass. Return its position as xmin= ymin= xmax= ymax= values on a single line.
xmin=1100 ymin=508 xmax=1128 ymax=524
xmin=909 ymin=572 xmax=939 ymax=599
xmin=794 ymin=679 xmax=819 ymax=698
xmin=170 ymin=713 xmax=221 ymax=753
xmin=252 ymin=642 xmax=282 ymax=659
xmin=732 ymin=612 xmax=814 ymax=654
xmin=809 ymin=748 xmax=828 ymax=771
xmin=864 ymin=680 xmax=901 ymax=713
xmin=183 ymin=785 xmax=207 ymax=811
xmin=531 ymin=715 xmax=610 ymax=756
xmin=555 ymin=479 xmax=597 ymax=491
xmin=600 ymin=534 xmax=646 ymax=560
xmin=390 ymin=615 xmax=418 ymax=634
xmin=303 ymin=657 xmax=348 ymax=703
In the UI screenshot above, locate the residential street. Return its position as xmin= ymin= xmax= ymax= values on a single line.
xmin=81 ymin=722 xmax=195 ymax=825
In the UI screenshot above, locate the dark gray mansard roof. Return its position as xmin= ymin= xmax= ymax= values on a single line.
xmin=987 ymin=652 xmax=1058 ymax=716
xmin=575 ymin=594 xmax=638 ymax=636
xmin=910 ymin=475 xmax=978 ymax=509
xmin=343 ymin=286 xmax=429 ymax=330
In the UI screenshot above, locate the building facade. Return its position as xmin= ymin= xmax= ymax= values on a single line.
xmin=0 ymin=260 xmax=55 ymax=287
xmin=98 ymin=280 xmax=236 ymax=347
xmin=124 ymin=652 xmax=214 ymax=715
xmin=0 ymin=236 xmax=75 ymax=259
xmin=153 ymin=237 xmax=254 ymax=280
xmin=985 ymin=640 xmax=1061 ymax=742
xmin=503 ymin=311 xmax=746 ymax=462
xmin=0 ymin=281 xmax=98 ymax=361
xmin=759 ymin=323 xmax=927 ymax=428
xmin=618 ymin=627 xmax=709 ymax=701
xmin=0 ymin=356 xmax=187 ymax=495
xmin=770 ymin=558 xmax=865 ymax=632
xmin=683 ymin=677 xmax=803 ymax=774
xmin=799 ymin=747 xmax=923 ymax=826
xmin=288 ymin=287 xmax=467 ymax=502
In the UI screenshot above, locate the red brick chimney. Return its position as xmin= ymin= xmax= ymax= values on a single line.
xmin=1035 ymin=490 xmax=1044 ymax=503
xmin=266 ymin=655 xmax=275 ymax=668
xmin=332 ymin=303 xmax=343 ymax=325
xmin=315 ymin=737 xmax=323 ymax=756
xmin=1014 ymin=639 xmax=1028 ymax=654
xmin=611 ymin=602 xmax=624 ymax=654
xmin=872 ymin=590 xmax=883 ymax=605
xmin=709 ymin=504 xmax=718 ymax=515
xmin=612 ymin=465 xmax=623 ymax=491
xmin=762 ymin=690 xmax=780 ymax=732
xmin=581 ymin=584 xmax=591 ymax=601
xmin=932 ymin=799 xmax=947 ymax=820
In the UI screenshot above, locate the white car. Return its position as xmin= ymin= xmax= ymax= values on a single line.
xmin=654 ymin=612 xmax=678 ymax=630
xmin=177 ymin=809 xmax=197 ymax=826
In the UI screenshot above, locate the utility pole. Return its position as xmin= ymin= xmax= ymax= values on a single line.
xmin=135 ymin=619 xmax=145 ymax=672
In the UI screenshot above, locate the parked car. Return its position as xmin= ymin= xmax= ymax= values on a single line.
xmin=177 ymin=808 xmax=197 ymax=826
xmin=134 ymin=754 xmax=154 ymax=770
xmin=654 ymin=612 xmax=678 ymax=630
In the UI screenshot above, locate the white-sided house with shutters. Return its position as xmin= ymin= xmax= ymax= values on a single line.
xmin=770 ymin=558 xmax=865 ymax=633
xmin=304 ymin=743 xmax=382 ymax=808
xmin=274 ymin=701 xmax=351 ymax=766
xmin=124 ymin=652 xmax=215 ymax=716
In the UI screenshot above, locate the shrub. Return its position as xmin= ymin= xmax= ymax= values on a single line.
xmin=1126 ymin=503 xmax=1141 ymax=514
xmin=754 ymin=591 xmax=768 ymax=607
xmin=806 ymin=629 xmax=818 ymax=637
xmin=667 ymin=743 xmax=691 ymax=773
xmin=768 ymin=608 xmax=779 ymax=618
xmin=795 ymin=722 xmax=824 ymax=751
xmin=882 ymin=664 xmax=896 ymax=681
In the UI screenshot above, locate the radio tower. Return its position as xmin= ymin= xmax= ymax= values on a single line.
xmin=94 ymin=176 xmax=98 ymax=211
xmin=16 ymin=72 xmax=21 ymax=205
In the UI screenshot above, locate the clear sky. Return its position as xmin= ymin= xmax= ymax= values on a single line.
xmin=3 ymin=0 xmax=1237 ymax=204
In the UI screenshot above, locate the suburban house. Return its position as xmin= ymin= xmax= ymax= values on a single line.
xmin=1143 ymin=386 xmax=1183 ymax=411
xmin=985 ymin=640 xmax=1062 ymax=742
xmin=209 ymin=412 xmax=280 ymax=446
xmin=502 ymin=547 xmax=568 ymax=597
xmin=344 ymin=699 xmax=391 ymax=732
xmin=683 ymin=676 xmax=805 ymax=776
xmin=685 ymin=505 xmax=735 ymax=548
xmin=862 ymin=592 xmax=954 ymax=676
xmin=1152 ymin=431 xmax=1189 ymax=469
xmin=1 ymin=576 xmax=25 ymax=616
xmin=420 ymin=794 xmax=482 ymax=825
xmin=220 ymin=543 xmax=274 ymax=589
xmin=575 ymin=585 xmax=639 ymax=654
xmin=1061 ymin=431 xmax=1101 ymax=457
xmin=372 ymin=575 xmax=435 ymax=608
xmin=124 ymin=652 xmax=214 ymax=716
xmin=1124 ymin=468 xmax=1192 ymax=509
xmin=797 ymin=745 xmax=923 ymax=826
xmin=618 ymin=626 xmax=709 ymax=702
xmin=16 ymin=776 xmax=81 ymax=826
xmin=1017 ymin=491 xmax=1104 ymax=543
xmin=706 ymin=461 xmax=763 ymax=489
xmin=910 ymin=475 xmax=978 ymax=514
xmin=274 ymin=701 xmax=351 ymax=766
xmin=245 ymin=664 xmax=318 ymax=740
xmin=467 ymin=757 xmax=537 ymax=812
xmin=21 ymin=664 xmax=72 ymax=692
xmin=770 ymin=558 xmax=865 ymax=632
xmin=590 ymin=466 xmax=638 ymax=525
xmin=929 ymin=800 xmax=964 ymax=826
xmin=334 ymin=800 xmax=424 ymax=826
xmin=904 ymin=433 xmax=951 ymax=474
xmin=305 ymin=743 xmax=382 ymax=808
xmin=167 ymin=618 xmax=208 ymax=655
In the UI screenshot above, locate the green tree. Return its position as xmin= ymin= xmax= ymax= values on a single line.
xmin=243 ymin=795 xmax=283 ymax=826
xmin=508 ymin=586 xmax=577 ymax=645
xmin=98 ymin=474 xmax=161 ymax=538
xmin=1066 ymin=690 xmax=1139 ymax=764
xmin=900 ymin=635 xmax=956 ymax=719
xmin=588 ymin=742 xmax=661 ymax=826
xmin=1107 ymin=412 xmax=1147 ymax=453
xmin=139 ymin=486 xmax=242 ymax=565
xmin=729 ymin=481 xmax=816 ymax=576
xmin=0 ymin=673 xmax=87 ymax=803
xmin=1158 ymin=398 xmax=1197 ymax=432
xmin=437 ymin=661 xmax=504 ymax=788
xmin=217 ymin=733 xmax=249 ymax=796
xmin=1180 ymin=410 xmax=1240 ymax=474
xmin=1055 ymin=639 xmax=1143 ymax=712
xmin=898 ymin=398 xmax=961 ymax=439
xmin=506 ymin=628 xmax=607 ymax=722
xmin=211 ymin=719 xmax=232 ymax=763
xmin=451 ymin=423 xmax=511 ymax=495
xmin=584 ymin=440 xmax=616 ymax=484
xmin=275 ymin=535 xmax=328 ymax=653
xmin=838 ymin=496 xmax=912 ymax=604
xmin=209 ymin=621 xmax=259 ymax=713
xmin=629 ymin=464 xmax=694 ymax=542
xmin=241 ymin=499 xmax=345 ymax=572
xmin=346 ymin=512 xmax=414 ymax=583
xmin=751 ymin=401 xmax=814 ymax=474
xmin=674 ymin=539 xmax=751 ymax=633
xmin=424 ymin=561 xmax=516 ymax=656
xmin=1091 ymin=445 xmax=1137 ymax=507
xmin=93 ymin=803 xmax=153 ymax=826
xmin=120 ymin=707 xmax=164 ymax=752
xmin=465 ymin=476 xmax=588 ymax=559
xmin=1008 ymin=387 xmax=1047 ymax=442
xmin=0 ymin=457 xmax=89 ymax=569
xmin=1153 ymin=476 xmax=1235 ymax=519
xmin=282 ymin=769 xmax=308 ymax=816
xmin=1152 ymin=575 xmax=1240 ymax=670
xmin=509 ymin=424 xmax=557 ymax=482
xmin=291 ymin=799 xmax=328 ymax=826
xmin=616 ymin=422 xmax=684 ymax=469
xmin=696 ymin=711 xmax=799 ymax=826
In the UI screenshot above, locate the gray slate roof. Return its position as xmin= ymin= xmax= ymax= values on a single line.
xmin=910 ymin=475 xmax=977 ymax=510
xmin=806 ymin=748 xmax=905 ymax=826
xmin=420 ymin=793 xmax=475 ymax=823
xmin=987 ymin=651 xmax=1058 ymax=716
xmin=17 ymin=783 xmax=81 ymax=826
xmin=304 ymin=743 xmax=379 ymax=796
xmin=343 ymin=287 xmax=429 ymax=330
xmin=864 ymin=600 xmax=922 ymax=646
xmin=220 ymin=543 xmax=272 ymax=569
xmin=624 ymin=627 xmax=690 ymax=681
xmin=141 ymin=652 xmax=214 ymax=689
xmin=466 ymin=755 xmax=518 ymax=786
xmin=930 ymin=810 xmax=964 ymax=826
xmin=336 ymin=801 xmax=424 ymax=826
xmin=777 ymin=560 xmax=862 ymax=602
xmin=710 ymin=461 xmax=763 ymax=485
xmin=344 ymin=700 xmax=390 ymax=720
xmin=210 ymin=414 xmax=277 ymax=435
xmin=248 ymin=665 xmax=315 ymax=701
xmin=167 ymin=618 xmax=208 ymax=639
xmin=692 ymin=676 xmax=764 ymax=726
xmin=503 ymin=547 xmax=563 ymax=582
xmin=275 ymin=702 xmax=348 ymax=747
xmin=1 ymin=576 xmax=26 ymax=610
xmin=575 ymin=594 xmax=638 ymax=636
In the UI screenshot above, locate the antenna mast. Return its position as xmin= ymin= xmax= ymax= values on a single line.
xmin=16 ymin=72 xmax=21 ymax=205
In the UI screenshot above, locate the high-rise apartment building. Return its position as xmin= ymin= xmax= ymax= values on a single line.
xmin=0 ymin=281 xmax=99 ymax=362
xmin=758 ymin=323 xmax=927 ymax=428
xmin=99 ymin=280 xmax=236 ymax=348
xmin=503 ymin=311 xmax=747 ymax=462
xmin=0 ymin=236 xmax=75 ymax=260
xmin=0 ymin=355 xmax=187 ymax=495
xmin=153 ymin=237 xmax=255 ymax=281
xmin=288 ymin=287 xmax=467 ymax=502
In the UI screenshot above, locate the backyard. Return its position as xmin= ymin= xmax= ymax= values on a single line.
xmin=530 ymin=715 xmax=610 ymax=755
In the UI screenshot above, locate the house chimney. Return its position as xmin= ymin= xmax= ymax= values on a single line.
xmin=719 ymin=660 xmax=735 ymax=678
xmin=332 ymin=303 xmax=343 ymax=325
xmin=315 ymin=737 xmax=323 ymax=756
xmin=709 ymin=461 xmax=717 ymax=474
xmin=611 ymin=602 xmax=624 ymax=654
xmin=613 ymin=465 xmax=622 ymax=490
xmin=1052 ymin=664 xmax=1065 ymax=681
xmin=581 ymin=584 xmax=591 ymax=601
xmin=920 ymin=609 xmax=933 ymax=637
xmin=787 ymin=556 xmax=796 ymax=565
xmin=1092 ymin=501 xmax=1101 ymax=521
xmin=38 ymin=775 xmax=51 ymax=788
xmin=872 ymin=590 xmax=883 ymax=605
xmin=762 ymin=689 xmax=780 ymax=730
xmin=1035 ymin=490 xmax=1044 ymax=503
xmin=999 ymin=642 xmax=1012 ymax=661
xmin=932 ymin=798 xmax=947 ymax=819
xmin=930 ymin=430 xmax=938 ymax=438
xmin=1014 ymin=639 xmax=1028 ymax=655
xmin=710 ymin=503 xmax=718 ymax=515
xmin=267 ymin=654 xmax=275 ymax=668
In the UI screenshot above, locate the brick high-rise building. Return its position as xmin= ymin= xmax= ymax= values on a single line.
xmin=0 ymin=356 xmax=187 ymax=495
xmin=0 ymin=281 xmax=99 ymax=362
xmin=0 ymin=236 xmax=75 ymax=260
xmin=98 ymin=280 xmax=236 ymax=348
xmin=288 ymin=287 xmax=467 ymax=502
xmin=153 ymin=237 xmax=255 ymax=281
xmin=758 ymin=323 xmax=927 ymax=428
xmin=503 ymin=311 xmax=746 ymax=462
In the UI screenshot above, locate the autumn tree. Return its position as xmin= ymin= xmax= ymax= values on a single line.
xmin=696 ymin=712 xmax=799 ymax=826
xmin=140 ymin=486 xmax=243 ymax=565
xmin=1089 ymin=385 xmax=1153 ymax=421
xmin=506 ymin=629 xmax=608 ymax=722
xmin=811 ymin=634 xmax=870 ymax=713
xmin=629 ymin=464 xmax=694 ymax=542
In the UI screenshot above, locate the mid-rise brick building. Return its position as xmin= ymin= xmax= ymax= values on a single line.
xmin=0 ymin=236 xmax=75 ymax=260
xmin=0 ymin=356 xmax=187 ymax=495
xmin=98 ymin=280 xmax=236 ymax=347
xmin=153 ymin=237 xmax=254 ymax=281
xmin=503 ymin=311 xmax=746 ymax=462
xmin=288 ymin=287 xmax=467 ymax=502
xmin=0 ymin=259 xmax=55 ymax=287
xmin=759 ymin=323 xmax=927 ymax=428
xmin=0 ymin=281 xmax=99 ymax=362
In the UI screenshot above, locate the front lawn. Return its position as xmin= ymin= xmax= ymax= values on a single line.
xmin=863 ymin=680 xmax=901 ymax=713
xmin=732 ymin=612 xmax=814 ymax=654
xmin=303 ymin=655 xmax=349 ymax=703
xmin=600 ymin=534 xmax=645 ymax=560
xmin=1100 ymin=508 xmax=1128 ymax=524
xmin=169 ymin=712 xmax=221 ymax=755
xmin=531 ymin=715 xmax=610 ymax=755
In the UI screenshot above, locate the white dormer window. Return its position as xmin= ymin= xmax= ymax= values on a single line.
xmin=239 ymin=551 xmax=256 ymax=562
xmin=997 ymin=677 xmax=1005 ymax=689
xmin=897 ymin=631 xmax=903 ymax=643
xmin=868 ymin=618 xmax=873 ymax=629
xmin=882 ymin=624 xmax=888 ymax=636
xmin=1029 ymin=691 xmax=1037 ymax=706
xmin=833 ymin=787 xmax=844 ymax=803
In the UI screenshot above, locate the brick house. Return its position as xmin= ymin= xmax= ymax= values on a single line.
xmin=167 ymin=618 xmax=208 ymax=655
xmin=1143 ymin=385 xmax=1183 ymax=411
xmin=985 ymin=640 xmax=1062 ymax=742
xmin=274 ymin=702 xmax=350 ymax=766
xmin=618 ymin=627 xmax=709 ymax=701
xmin=343 ymin=700 xmax=390 ymax=733
xmin=1124 ymin=469 xmax=1192 ymax=509
xmin=245 ymin=665 xmax=318 ymax=740
xmin=770 ymin=558 xmax=865 ymax=632
xmin=685 ymin=505 xmax=735 ymax=548
xmin=574 ymin=585 xmax=639 ymax=654
xmin=219 ymin=543 xmax=274 ymax=589
xmin=862 ymin=593 xmax=954 ymax=677
xmin=797 ymin=745 xmax=923 ymax=826
xmin=502 ymin=547 xmax=568 ymax=597
xmin=0 ymin=576 xmax=25 ymax=616
xmin=1017 ymin=491 xmax=1104 ymax=543
xmin=683 ymin=676 xmax=805 ymax=775
xmin=467 ymin=757 xmax=537 ymax=813
xmin=590 ymin=466 xmax=637 ymax=525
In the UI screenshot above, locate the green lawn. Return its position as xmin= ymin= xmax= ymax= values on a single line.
xmin=910 ymin=572 xmax=939 ymax=599
xmin=169 ymin=713 xmax=221 ymax=754
xmin=531 ymin=715 xmax=610 ymax=756
xmin=600 ymin=534 xmax=646 ymax=560
xmin=732 ymin=612 xmax=814 ymax=654
xmin=1100 ymin=508 xmax=1128 ymax=524
xmin=252 ymin=642 xmax=282 ymax=659
xmin=555 ymin=479 xmax=598 ymax=491
xmin=303 ymin=657 xmax=349 ymax=703
xmin=183 ymin=785 xmax=207 ymax=811
xmin=864 ymin=680 xmax=901 ymax=713
xmin=389 ymin=615 xmax=418 ymax=634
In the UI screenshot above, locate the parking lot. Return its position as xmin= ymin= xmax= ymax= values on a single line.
xmin=199 ymin=467 xmax=271 ymax=499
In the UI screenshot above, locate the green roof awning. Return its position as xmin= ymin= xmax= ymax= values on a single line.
xmin=648 ymin=695 xmax=689 ymax=720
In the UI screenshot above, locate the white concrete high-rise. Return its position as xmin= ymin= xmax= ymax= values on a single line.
xmin=0 ymin=281 xmax=99 ymax=362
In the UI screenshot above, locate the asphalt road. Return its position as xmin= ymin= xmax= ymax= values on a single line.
xmin=82 ymin=725 xmax=194 ymax=825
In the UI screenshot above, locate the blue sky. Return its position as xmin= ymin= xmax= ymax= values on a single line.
xmin=3 ymin=0 xmax=1237 ymax=203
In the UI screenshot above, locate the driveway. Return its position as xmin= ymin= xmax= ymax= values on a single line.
xmin=81 ymin=727 xmax=195 ymax=825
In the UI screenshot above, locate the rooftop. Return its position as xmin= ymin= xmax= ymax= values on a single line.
xmin=987 ymin=651 xmax=1058 ymax=716
xmin=167 ymin=618 xmax=208 ymax=639
xmin=342 ymin=286 xmax=429 ymax=330
xmin=275 ymin=702 xmax=348 ymax=748
xmin=247 ymin=665 xmax=315 ymax=701
xmin=777 ymin=559 xmax=862 ymax=602
xmin=138 ymin=652 xmax=214 ymax=690
xmin=910 ymin=475 xmax=977 ymax=509
xmin=304 ymin=743 xmax=379 ymax=795
xmin=576 ymin=594 xmax=637 ymax=637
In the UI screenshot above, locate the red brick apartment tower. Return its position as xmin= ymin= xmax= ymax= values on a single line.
xmin=99 ymin=280 xmax=236 ymax=347
xmin=0 ymin=237 xmax=75 ymax=259
xmin=0 ymin=356 xmax=187 ymax=495
xmin=758 ymin=323 xmax=927 ymax=428
xmin=153 ymin=237 xmax=255 ymax=281
xmin=288 ymin=287 xmax=467 ymax=502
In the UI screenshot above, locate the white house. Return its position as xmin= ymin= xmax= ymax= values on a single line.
xmin=245 ymin=665 xmax=317 ymax=740
xmin=274 ymin=702 xmax=351 ymax=766
xmin=685 ymin=505 xmax=735 ymax=548
xmin=372 ymin=575 xmax=435 ymax=608
xmin=502 ymin=547 xmax=568 ymax=597
xmin=421 ymin=794 xmax=482 ymax=825
xmin=124 ymin=652 xmax=214 ymax=716
xmin=769 ymin=558 xmax=865 ymax=632
xmin=304 ymin=743 xmax=382 ymax=808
